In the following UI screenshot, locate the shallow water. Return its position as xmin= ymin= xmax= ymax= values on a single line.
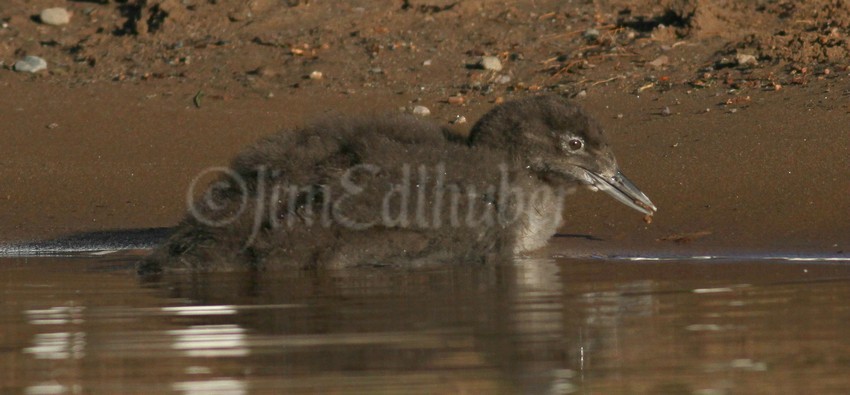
xmin=3 ymin=254 xmax=850 ymax=394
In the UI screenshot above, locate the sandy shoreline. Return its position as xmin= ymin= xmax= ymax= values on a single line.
xmin=2 ymin=78 xmax=846 ymax=256
xmin=1 ymin=0 xmax=848 ymax=256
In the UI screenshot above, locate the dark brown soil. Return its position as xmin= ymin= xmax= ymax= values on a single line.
xmin=1 ymin=0 xmax=848 ymax=255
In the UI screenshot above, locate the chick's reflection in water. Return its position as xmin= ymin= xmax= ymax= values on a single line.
xmin=141 ymin=95 xmax=655 ymax=274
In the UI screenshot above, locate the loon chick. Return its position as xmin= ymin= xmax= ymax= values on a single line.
xmin=140 ymin=95 xmax=656 ymax=274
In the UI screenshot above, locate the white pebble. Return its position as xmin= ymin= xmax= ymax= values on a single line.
xmin=478 ymin=56 xmax=502 ymax=71
xmin=422 ymin=59 xmax=432 ymax=66
xmin=452 ymin=115 xmax=467 ymax=124
xmin=412 ymin=105 xmax=430 ymax=116
xmin=735 ymin=53 xmax=757 ymax=66
xmin=309 ymin=70 xmax=323 ymax=80
xmin=495 ymin=75 xmax=511 ymax=84
xmin=13 ymin=56 xmax=47 ymax=73
xmin=40 ymin=7 xmax=71 ymax=26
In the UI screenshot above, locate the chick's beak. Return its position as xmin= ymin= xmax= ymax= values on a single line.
xmin=586 ymin=170 xmax=657 ymax=216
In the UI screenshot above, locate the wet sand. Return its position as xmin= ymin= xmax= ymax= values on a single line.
xmin=1 ymin=78 xmax=847 ymax=257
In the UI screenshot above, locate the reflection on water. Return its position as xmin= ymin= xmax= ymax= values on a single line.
xmin=3 ymin=255 xmax=850 ymax=394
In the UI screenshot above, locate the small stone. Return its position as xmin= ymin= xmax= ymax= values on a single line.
xmin=309 ymin=70 xmax=323 ymax=80
xmin=647 ymin=55 xmax=669 ymax=69
xmin=494 ymin=97 xmax=505 ymax=105
xmin=735 ymin=53 xmax=757 ymax=66
xmin=495 ymin=75 xmax=511 ymax=84
xmin=422 ymin=59 xmax=432 ymax=66
xmin=661 ymin=106 xmax=672 ymax=116
xmin=478 ymin=56 xmax=502 ymax=71
xmin=452 ymin=115 xmax=467 ymax=124
xmin=447 ymin=96 xmax=465 ymax=105
xmin=412 ymin=105 xmax=430 ymax=116
xmin=40 ymin=7 xmax=71 ymax=26
xmin=584 ymin=28 xmax=600 ymax=40
xmin=616 ymin=113 xmax=624 ymax=119
xmin=46 ymin=123 xmax=59 ymax=129
xmin=575 ymin=90 xmax=587 ymax=99
xmin=13 ymin=56 xmax=47 ymax=73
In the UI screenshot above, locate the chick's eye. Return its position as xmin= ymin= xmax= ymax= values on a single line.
xmin=568 ymin=139 xmax=583 ymax=151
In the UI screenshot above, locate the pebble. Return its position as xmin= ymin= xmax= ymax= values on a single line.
xmin=13 ymin=56 xmax=47 ymax=73
xmin=309 ymin=70 xmax=323 ymax=80
xmin=40 ymin=7 xmax=71 ymax=26
xmin=447 ymin=96 xmax=465 ymax=105
xmin=369 ymin=67 xmax=384 ymax=74
xmin=452 ymin=115 xmax=467 ymax=124
xmin=478 ymin=56 xmax=502 ymax=71
xmin=661 ymin=106 xmax=672 ymax=116
xmin=422 ymin=59 xmax=432 ymax=66
xmin=495 ymin=75 xmax=511 ymax=85
xmin=584 ymin=28 xmax=600 ymax=40
xmin=412 ymin=105 xmax=430 ymax=116
xmin=648 ymin=55 xmax=669 ymax=69
xmin=735 ymin=53 xmax=757 ymax=66
xmin=575 ymin=90 xmax=587 ymax=99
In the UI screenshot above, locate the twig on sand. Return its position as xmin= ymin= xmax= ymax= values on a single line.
xmin=193 ymin=90 xmax=204 ymax=108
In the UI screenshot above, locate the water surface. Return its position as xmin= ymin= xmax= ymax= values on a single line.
xmin=3 ymin=255 xmax=850 ymax=394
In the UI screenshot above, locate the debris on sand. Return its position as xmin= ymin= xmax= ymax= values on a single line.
xmin=657 ymin=230 xmax=712 ymax=244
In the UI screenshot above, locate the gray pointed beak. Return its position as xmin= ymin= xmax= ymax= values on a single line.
xmin=586 ymin=170 xmax=657 ymax=216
